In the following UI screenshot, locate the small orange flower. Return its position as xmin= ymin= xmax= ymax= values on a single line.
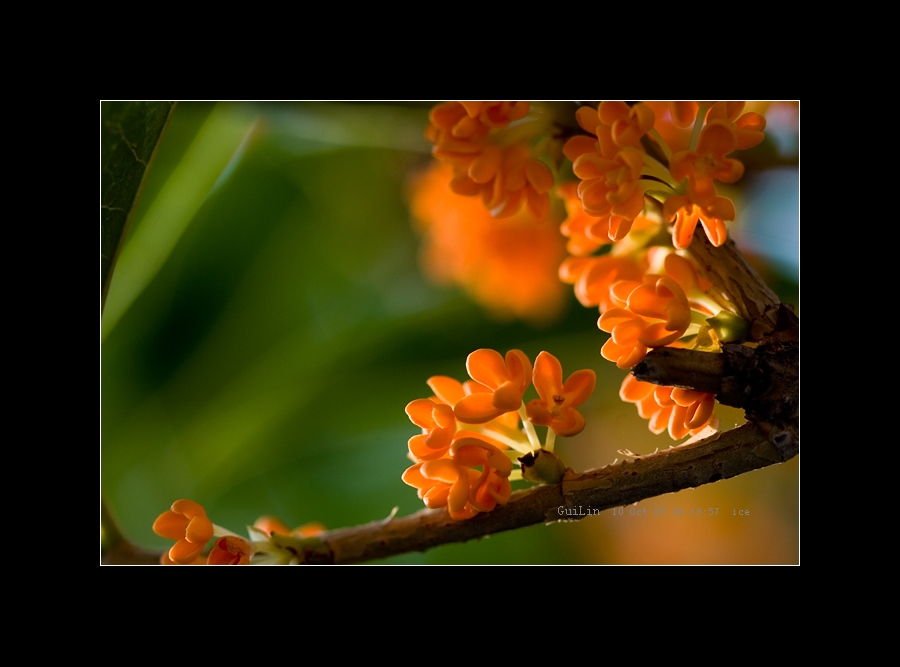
xmin=670 ymin=120 xmax=744 ymax=207
xmin=153 ymin=499 xmax=214 ymax=565
xmin=460 ymin=102 xmax=530 ymax=129
xmin=526 ymin=352 xmax=596 ymax=436
xmin=406 ymin=398 xmax=458 ymax=461
xmin=620 ymin=375 xmax=716 ymax=440
xmin=426 ymin=102 xmax=490 ymax=157
xmin=451 ymin=143 xmax=554 ymax=220
xmin=563 ymin=105 xmax=651 ymax=242
xmin=669 ymin=102 xmax=700 ymax=129
xmin=598 ymin=102 xmax=655 ymax=148
xmin=573 ymin=147 xmax=646 ymax=240
xmin=425 ymin=102 xmax=530 ymax=154
xmin=207 ymin=536 xmax=251 ymax=565
xmin=664 ymin=194 xmax=734 ymax=249
xmin=450 ymin=438 xmax=513 ymax=512
xmin=706 ymin=102 xmax=767 ymax=150
xmin=599 ymin=276 xmax=691 ymax=368
xmin=454 ymin=349 xmax=532 ymax=424
xmin=402 ymin=438 xmax=512 ymax=520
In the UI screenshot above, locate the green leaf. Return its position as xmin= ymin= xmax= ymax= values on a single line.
xmin=101 ymin=101 xmax=175 ymax=309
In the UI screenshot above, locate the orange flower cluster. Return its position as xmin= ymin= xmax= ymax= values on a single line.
xmin=562 ymin=101 xmax=764 ymax=250
xmin=411 ymin=101 xmax=768 ymax=448
xmin=596 ymin=252 xmax=713 ymax=369
xmin=619 ymin=375 xmax=717 ymax=440
xmin=426 ymin=102 xmax=553 ymax=221
xmin=557 ymin=163 xmax=727 ymax=438
xmin=403 ymin=349 xmax=595 ymax=520
xmin=563 ymin=103 xmax=657 ymax=242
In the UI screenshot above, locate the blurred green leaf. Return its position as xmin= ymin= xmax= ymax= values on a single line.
xmin=102 ymin=103 xmax=260 ymax=337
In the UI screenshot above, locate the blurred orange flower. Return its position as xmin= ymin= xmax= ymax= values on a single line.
xmin=409 ymin=162 xmax=567 ymax=324
xmin=253 ymin=516 xmax=325 ymax=539
xmin=558 ymin=254 xmax=646 ymax=312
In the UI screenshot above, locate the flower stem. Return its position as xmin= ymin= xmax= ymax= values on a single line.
xmin=467 ymin=424 xmax=532 ymax=453
xmin=518 ymin=405 xmax=541 ymax=452
xmin=544 ymin=429 xmax=557 ymax=453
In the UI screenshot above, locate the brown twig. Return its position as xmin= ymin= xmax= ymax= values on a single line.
xmin=629 ymin=214 xmax=799 ymax=462
xmin=644 ymin=198 xmax=789 ymax=341
xmin=304 ymin=421 xmax=791 ymax=564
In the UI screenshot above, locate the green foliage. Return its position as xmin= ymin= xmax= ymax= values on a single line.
xmin=101 ymin=102 xmax=175 ymax=306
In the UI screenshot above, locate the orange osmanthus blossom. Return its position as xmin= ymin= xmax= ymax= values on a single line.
xmin=670 ymin=119 xmax=744 ymax=207
xmin=706 ymin=102 xmax=767 ymax=150
xmin=451 ymin=143 xmax=554 ymax=220
xmin=557 ymin=181 xmax=611 ymax=256
xmin=620 ymin=375 xmax=717 ymax=440
xmin=405 ymin=373 xmax=522 ymax=466
xmin=405 ymin=398 xmax=459 ymax=461
xmin=563 ymin=103 xmax=655 ymax=242
xmin=599 ymin=276 xmax=692 ymax=369
xmin=207 ymin=536 xmax=252 ymax=565
xmin=664 ymin=194 xmax=734 ymax=249
xmin=426 ymin=102 xmax=529 ymax=156
xmin=153 ymin=499 xmax=214 ymax=565
xmin=402 ymin=348 xmax=602 ymax=519
xmin=598 ymin=101 xmax=656 ymax=149
xmin=454 ymin=349 xmax=533 ymax=424
xmin=669 ymin=102 xmax=700 ymax=129
xmin=426 ymin=102 xmax=553 ymax=222
xmin=526 ymin=352 xmax=596 ymax=437
xmin=402 ymin=439 xmax=513 ymax=520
